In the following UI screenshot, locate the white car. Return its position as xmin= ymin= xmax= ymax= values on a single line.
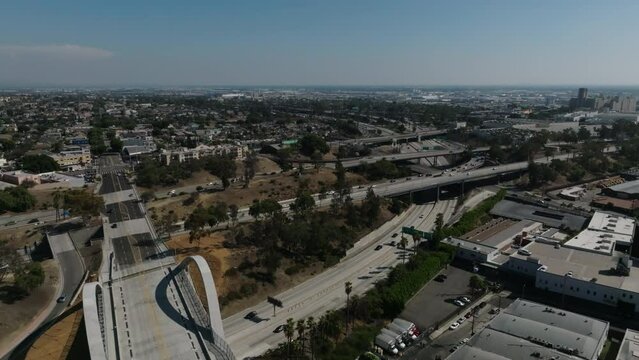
xmin=457 ymin=317 xmax=465 ymax=324
xmin=453 ymin=299 xmax=465 ymax=307
xmin=461 ymin=296 xmax=471 ymax=304
xmin=449 ymin=322 xmax=460 ymax=330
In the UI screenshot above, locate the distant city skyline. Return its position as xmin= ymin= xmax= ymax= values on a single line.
xmin=1 ymin=0 xmax=638 ymax=87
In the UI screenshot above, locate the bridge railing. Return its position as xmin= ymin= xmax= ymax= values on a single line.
xmin=174 ymin=269 xmax=235 ymax=360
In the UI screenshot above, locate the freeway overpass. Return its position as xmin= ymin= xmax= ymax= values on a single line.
xmin=83 ymin=160 xmax=235 ymax=360
xmin=329 ymin=129 xmax=447 ymax=146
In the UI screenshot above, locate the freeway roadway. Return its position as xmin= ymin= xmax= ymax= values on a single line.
xmin=94 ymin=159 xmax=234 ymax=360
xmin=223 ymin=199 xmax=458 ymax=359
xmin=328 ymin=129 xmax=448 ymax=146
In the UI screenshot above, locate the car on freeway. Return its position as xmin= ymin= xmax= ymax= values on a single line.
xmin=244 ymin=311 xmax=258 ymax=319
xmin=273 ymin=325 xmax=285 ymax=333
xmin=374 ymin=245 xmax=383 ymax=251
xmin=453 ymin=299 xmax=465 ymax=307
xmin=57 ymin=295 xmax=67 ymax=303
xmin=434 ymin=274 xmax=447 ymax=282
xmin=449 ymin=322 xmax=460 ymax=330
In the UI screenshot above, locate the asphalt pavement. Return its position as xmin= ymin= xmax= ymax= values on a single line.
xmin=223 ymin=199 xmax=458 ymax=359
xmin=400 ymin=266 xmax=475 ymax=333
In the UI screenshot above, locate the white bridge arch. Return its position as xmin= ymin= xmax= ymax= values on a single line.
xmin=83 ymin=282 xmax=108 ymax=360
xmin=174 ymin=255 xmax=225 ymax=339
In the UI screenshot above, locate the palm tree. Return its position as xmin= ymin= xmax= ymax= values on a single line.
xmin=284 ymin=318 xmax=295 ymax=359
xmin=344 ymin=281 xmax=352 ymax=334
xmin=306 ymin=316 xmax=316 ymax=360
xmin=399 ymin=236 xmax=408 ymax=264
xmin=296 ymin=319 xmax=306 ymax=354
xmin=52 ymin=190 xmax=61 ymax=222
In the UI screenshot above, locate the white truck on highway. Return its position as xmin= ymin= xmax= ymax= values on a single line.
xmin=375 ymin=333 xmax=399 ymax=355
xmin=380 ymin=328 xmax=406 ymax=349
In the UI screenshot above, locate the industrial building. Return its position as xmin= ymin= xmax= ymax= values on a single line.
xmin=509 ymin=241 xmax=639 ymax=312
xmin=447 ymin=299 xmax=609 ymax=360
xmin=443 ymin=219 xmax=543 ymax=265
xmin=603 ymin=180 xmax=639 ymax=200
xmin=616 ymin=328 xmax=639 ymax=360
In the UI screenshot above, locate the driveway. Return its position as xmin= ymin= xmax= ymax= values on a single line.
xmin=400 ymin=266 xmax=474 ymax=333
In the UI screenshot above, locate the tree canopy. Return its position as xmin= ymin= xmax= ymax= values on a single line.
xmin=0 ymin=186 xmax=36 ymax=213
xmin=299 ymin=134 xmax=329 ymax=157
xmin=20 ymin=154 xmax=59 ymax=173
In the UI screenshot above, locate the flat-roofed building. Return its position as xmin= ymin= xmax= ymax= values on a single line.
xmin=560 ymin=186 xmax=587 ymax=201
xmin=447 ymin=299 xmax=609 ymax=360
xmin=506 ymin=241 xmax=639 ymax=312
xmin=587 ymin=211 xmax=635 ymax=239
xmin=563 ymin=229 xmax=622 ymax=255
xmin=1 ymin=170 xmax=41 ymax=185
xmin=616 ymin=328 xmax=639 ymax=360
xmin=50 ymin=147 xmax=91 ymax=171
xmin=160 ymin=144 xmax=247 ymax=165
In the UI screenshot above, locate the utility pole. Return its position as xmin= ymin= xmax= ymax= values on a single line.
xmin=471 ymin=307 xmax=476 ymax=336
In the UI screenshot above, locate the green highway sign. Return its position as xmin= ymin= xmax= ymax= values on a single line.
xmin=401 ymin=226 xmax=432 ymax=240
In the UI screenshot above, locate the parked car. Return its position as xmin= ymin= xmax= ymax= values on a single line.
xmin=57 ymin=295 xmax=67 ymax=303
xmin=457 ymin=317 xmax=465 ymax=324
xmin=374 ymin=245 xmax=383 ymax=251
xmin=449 ymin=322 xmax=460 ymax=330
xmin=453 ymin=299 xmax=465 ymax=307
xmin=460 ymin=296 xmax=471 ymax=304
xmin=391 ymin=233 xmax=398 ymax=238
xmin=434 ymin=274 xmax=447 ymax=282
xmin=111 ymin=223 xmax=117 ymax=228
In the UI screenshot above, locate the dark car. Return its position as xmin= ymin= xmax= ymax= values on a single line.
xmin=392 ymin=233 xmax=398 ymax=238
xmin=111 ymin=223 xmax=117 ymax=228
xmin=389 ymin=241 xmax=396 ymax=246
xmin=435 ymin=274 xmax=447 ymax=282
xmin=273 ymin=325 xmax=285 ymax=333
xmin=374 ymin=245 xmax=383 ymax=251
xmin=57 ymin=295 xmax=67 ymax=303
xmin=245 ymin=311 xmax=258 ymax=319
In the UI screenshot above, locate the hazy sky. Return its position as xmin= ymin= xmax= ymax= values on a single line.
xmin=1 ymin=0 xmax=638 ymax=87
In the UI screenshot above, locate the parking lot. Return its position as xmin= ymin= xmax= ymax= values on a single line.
xmin=403 ymin=293 xmax=514 ymax=360
xmin=400 ymin=266 xmax=475 ymax=334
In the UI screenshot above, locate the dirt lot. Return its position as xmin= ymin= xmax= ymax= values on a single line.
xmin=29 ymin=184 xmax=96 ymax=210
xmin=23 ymin=305 xmax=85 ymax=360
xmin=138 ymin=170 xmax=220 ymax=194
xmin=148 ymin=167 xmax=367 ymax=222
xmin=165 ymin=206 xmax=395 ymax=318
xmin=0 ymin=226 xmax=44 ymax=250
xmin=0 ymin=259 xmax=59 ymax=353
